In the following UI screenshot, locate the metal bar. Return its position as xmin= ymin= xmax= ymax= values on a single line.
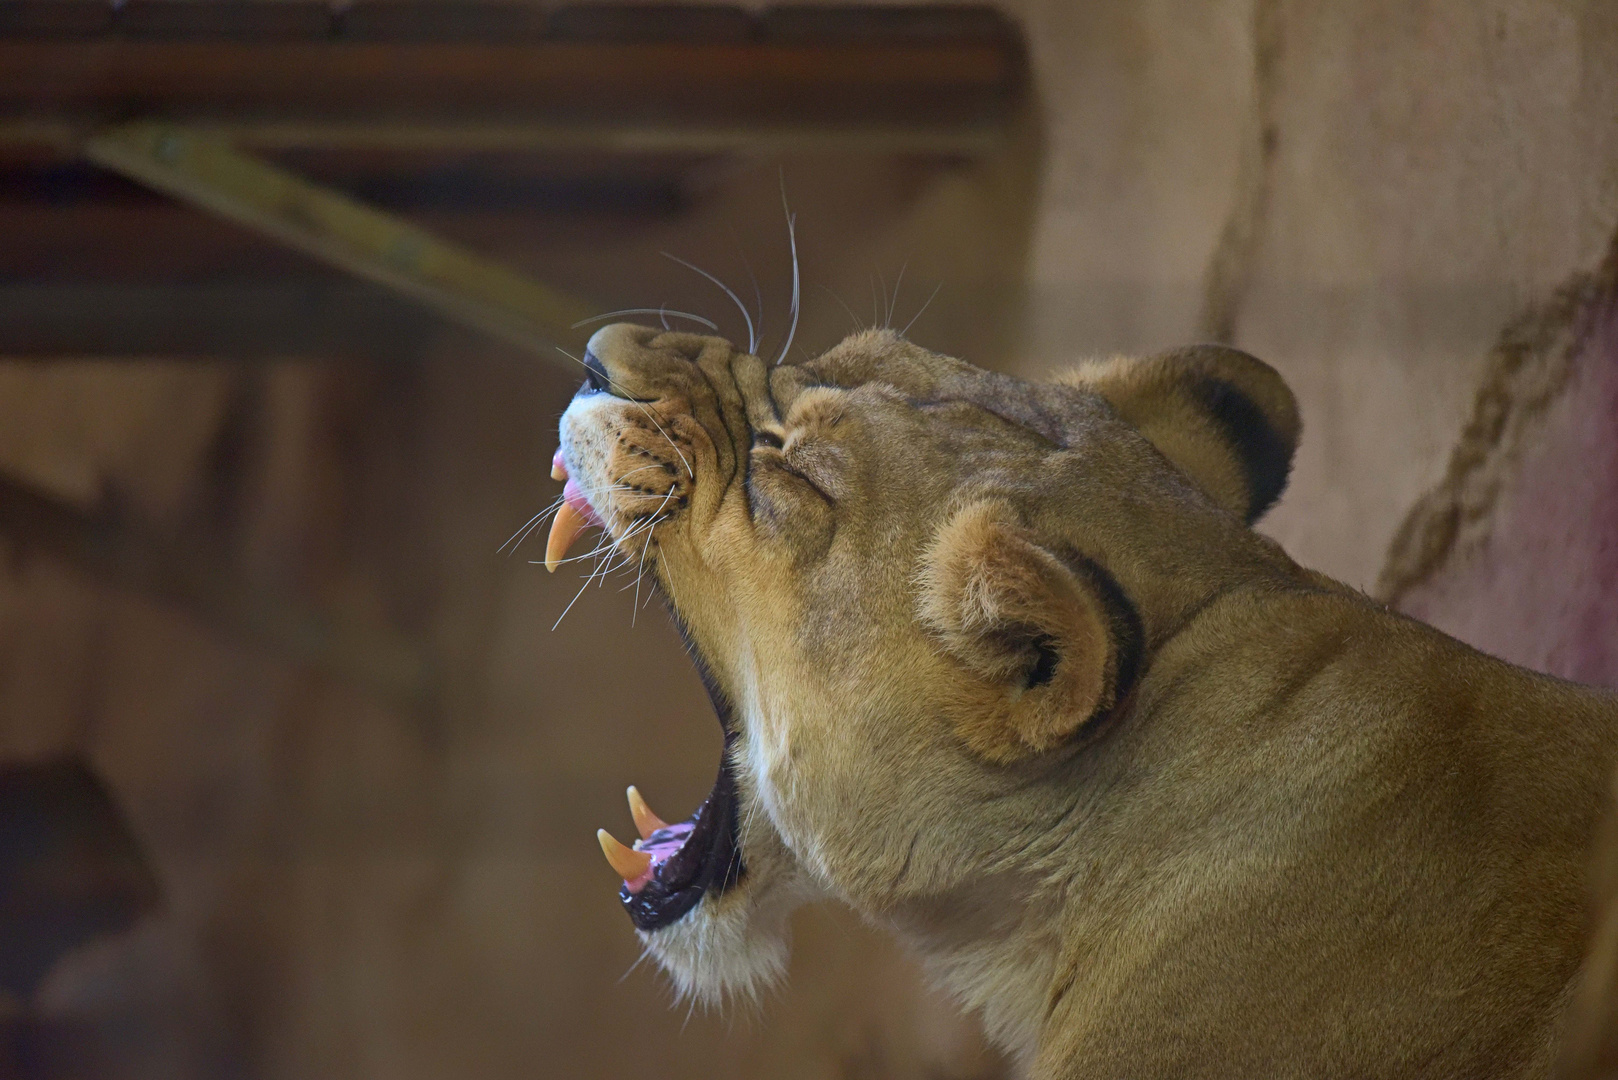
xmin=0 ymin=468 xmax=435 ymax=711
xmin=82 ymin=121 xmax=595 ymax=362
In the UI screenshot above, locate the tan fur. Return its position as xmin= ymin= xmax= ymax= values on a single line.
xmin=917 ymin=500 xmax=1119 ymax=763
xmin=557 ymin=323 xmax=1618 ymax=1079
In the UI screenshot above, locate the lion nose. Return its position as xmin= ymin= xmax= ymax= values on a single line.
xmin=584 ymin=322 xmax=662 ymax=374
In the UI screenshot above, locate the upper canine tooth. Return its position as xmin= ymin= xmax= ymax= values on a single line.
xmin=551 ymin=449 xmax=568 ymax=482
xmin=627 ymin=785 xmax=669 ymax=840
xmin=545 ymin=502 xmax=588 ymax=573
xmin=597 ymin=828 xmax=652 ymax=881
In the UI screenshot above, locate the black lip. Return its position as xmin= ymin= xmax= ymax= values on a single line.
xmin=620 ymin=750 xmax=743 ymax=931
xmin=581 ymin=349 xmax=612 ymax=394
xmin=619 ymin=621 xmax=746 ymax=932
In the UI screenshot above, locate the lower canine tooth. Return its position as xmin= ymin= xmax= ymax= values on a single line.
xmin=545 ymin=502 xmax=588 ymax=573
xmin=627 ymin=786 xmax=669 ymax=840
xmin=598 ymin=829 xmax=652 ymax=880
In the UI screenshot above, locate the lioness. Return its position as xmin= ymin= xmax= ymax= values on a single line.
xmin=547 ymin=323 xmax=1618 ymax=1078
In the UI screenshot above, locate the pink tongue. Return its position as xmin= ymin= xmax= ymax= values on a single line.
xmin=625 ymin=823 xmax=695 ymax=894
xmin=561 ymin=476 xmax=605 ymax=527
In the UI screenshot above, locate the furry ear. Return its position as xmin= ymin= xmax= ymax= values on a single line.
xmin=917 ymin=502 xmax=1141 ymax=764
xmin=1063 ymin=345 xmax=1300 ymax=523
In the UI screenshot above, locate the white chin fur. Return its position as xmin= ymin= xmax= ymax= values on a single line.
xmin=638 ymin=896 xmax=789 ymax=1007
xmin=637 ymin=878 xmax=814 ymax=1006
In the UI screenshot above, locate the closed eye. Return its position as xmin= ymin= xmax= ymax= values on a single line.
xmin=752 ymin=446 xmax=836 ymax=506
xmin=752 ymin=429 xmax=785 ymax=450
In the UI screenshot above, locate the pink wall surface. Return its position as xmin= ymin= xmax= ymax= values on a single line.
xmin=1391 ymin=245 xmax=1618 ymax=690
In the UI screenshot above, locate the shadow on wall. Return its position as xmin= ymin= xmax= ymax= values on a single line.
xmin=0 ymin=758 xmax=159 ymax=1074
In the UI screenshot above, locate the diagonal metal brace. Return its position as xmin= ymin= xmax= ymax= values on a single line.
xmin=83 ymin=121 xmax=595 ymax=362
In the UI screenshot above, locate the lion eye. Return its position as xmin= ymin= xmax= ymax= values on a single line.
xmin=752 ymin=429 xmax=785 ymax=450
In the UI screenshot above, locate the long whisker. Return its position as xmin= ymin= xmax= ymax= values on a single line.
xmin=774 ymin=176 xmax=800 ymax=367
xmin=662 ymin=253 xmax=756 ymax=354
xmin=572 ymin=308 xmax=718 ymax=331
xmin=594 ymin=515 xmax=660 ymax=587
xmin=605 ymin=519 xmax=654 ymax=574
xmin=628 ymin=487 xmax=679 ymax=620
xmin=510 ymin=471 xmax=645 ymax=563
xmin=731 ymin=227 xmax=766 ymax=349
xmin=619 ymin=950 xmax=651 ymax=984
xmin=900 ymin=282 xmax=943 ymax=338
xmin=551 ymin=567 xmax=601 ymax=630
xmin=498 ymin=499 xmax=559 ymax=554
xmin=552 ymin=525 xmax=629 ymax=629
xmin=889 ymin=261 xmax=908 ymax=329
xmin=501 ymin=470 xmax=645 ymax=556
xmin=631 ymin=525 xmax=658 ymax=617
xmin=818 ymin=284 xmax=863 ymax=333
xmin=528 ymin=508 xmax=640 ymax=568
xmin=530 ymin=542 xmax=623 ymax=568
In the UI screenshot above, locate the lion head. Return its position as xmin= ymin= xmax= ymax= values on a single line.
xmin=548 ymin=323 xmax=1301 ymax=1045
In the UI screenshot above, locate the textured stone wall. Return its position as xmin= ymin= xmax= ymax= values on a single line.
xmin=1011 ymin=0 xmax=1618 ymax=594
xmin=1382 ymin=233 xmax=1618 ymax=688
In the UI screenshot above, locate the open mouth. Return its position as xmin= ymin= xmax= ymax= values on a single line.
xmin=606 ymin=736 xmax=744 ymax=931
xmin=547 ymin=446 xmax=745 ymax=932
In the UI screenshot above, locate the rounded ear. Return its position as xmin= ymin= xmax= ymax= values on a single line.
xmin=1062 ymin=345 xmax=1300 ymax=523
xmin=917 ymin=502 xmax=1142 ymax=764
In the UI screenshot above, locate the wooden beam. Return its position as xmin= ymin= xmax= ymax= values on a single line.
xmin=4 ymin=119 xmax=1007 ymax=157
xmin=0 ymin=468 xmax=436 ymax=711
xmin=0 ymin=282 xmax=438 ymax=359
xmin=82 ymin=122 xmax=594 ymax=361
xmin=0 ymin=4 xmax=1025 ymax=156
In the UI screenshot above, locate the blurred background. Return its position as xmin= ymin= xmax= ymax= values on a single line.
xmin=0 ymin=1 xmax=1613 ymax=1077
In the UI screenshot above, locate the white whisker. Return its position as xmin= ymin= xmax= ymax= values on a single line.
xmin=614 ymin=464 xmax=672 ymax=485
xmin=502 ymin=473 xmax=638 ymax=557
xmin=900 ymin=281 xmax=943 ymax=339
xmin=619 ymin=950 xmax=651 ymax=984
xmin=596 ymin=518 xmax=656 ymax=586
xmin=774 ymin=176 xmax=800 ymax=367
xmin=662 ymin=252 xmax=757 ymax=354
xmin=551 ymin=565 xmax=601 ymax=630
xmin=819 ymin=284 xmax=863 ymax=334
xmin=572 ymin=308 xmax=718 ymax=330
xmin=628 ymin=487 xmax=679 ymax=620
xmin=529 ymin=544 xmax=615 ymax=568
xmin=631 ymin=525 xmax=658 ymax=619
xmin=889 ymin=260 xmax=908 ymax=329
xmin=497 ymin=499 xmax=560 ymax=554
xmin=733 ymin=230 xmax=766 ymax=348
